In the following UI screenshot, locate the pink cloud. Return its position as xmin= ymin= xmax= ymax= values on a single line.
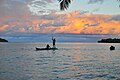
xmin=0 ymin=25 xmax=9 ymax=31
xmin=0 ymin=10 xmax=120 ymax=35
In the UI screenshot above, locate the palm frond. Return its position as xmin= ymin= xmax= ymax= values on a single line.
xmin=58 ymin=0 xmax=120 ymax=10
xmin=58 ymin=0 xmax=72 ymax=10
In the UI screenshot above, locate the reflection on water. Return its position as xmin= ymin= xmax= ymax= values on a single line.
xmin=0 ymin=42 xmax=120 ymax=80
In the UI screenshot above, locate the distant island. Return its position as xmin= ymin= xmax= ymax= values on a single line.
xmin=0 ymin=38 xmax=8 ymax=42
xmin=98 ymin=38 xmax=120 ymax=43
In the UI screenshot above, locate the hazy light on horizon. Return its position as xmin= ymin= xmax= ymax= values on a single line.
xmin=0 ymin=0 xmax=120 ymax=41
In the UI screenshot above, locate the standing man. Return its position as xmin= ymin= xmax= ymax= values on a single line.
xmin=52 ymin=37 xmax=56 ymax=48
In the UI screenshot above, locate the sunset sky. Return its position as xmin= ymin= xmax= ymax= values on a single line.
xmin=0 ymin=0 xmax=120 ymax=42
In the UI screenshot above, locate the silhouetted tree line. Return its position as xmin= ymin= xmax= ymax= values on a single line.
xmin=98 ymin=38 xmax=120 ymax=43
xmin=0 ymin=38 xmax=8 ymax=42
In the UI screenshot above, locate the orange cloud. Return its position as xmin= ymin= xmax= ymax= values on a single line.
xmin=0 ymin=11 xmax=120 ymax=34
xmin=52 ymin=12 xmax=120 ymax=34
xmin=0 ymin=25 xmax=9 ymax=31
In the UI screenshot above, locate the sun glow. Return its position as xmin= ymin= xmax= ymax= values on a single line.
xmin=0 ymin=11 xmax=120 ymax=34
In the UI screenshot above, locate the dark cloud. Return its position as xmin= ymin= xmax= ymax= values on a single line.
xmin=0 ymin=0 xmax=57 ymax=32
xmin=80 ymin=10 xmax=89 ymax=15
xmin=0 ymin=0 xmax=55 ymax=22
xmin=38 ymin=14 xmax=57 ymax=20
xmin=0 ymin=0 xmax=119 ymax=36
xmin=85 ymin=23 xmax=100 ymax=27
xmin=40 ymin=21 xmax=66 ymax=27
xmin=111 ymin=15 xmax=120 ymax=21
xmin=0 ymin=0 xmax=31 ymax=17
xmin=88 ymin=0 xmax=104 ymax=4
xmin=92 ymin=8 xmax=100 ymax=12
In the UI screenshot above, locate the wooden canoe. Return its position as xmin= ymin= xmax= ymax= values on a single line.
xmin=36 ymin=47 xmax=58 ymax=51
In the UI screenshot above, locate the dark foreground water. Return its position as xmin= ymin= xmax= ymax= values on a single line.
xmin=0 ymin=42 xmax=120 ymax=80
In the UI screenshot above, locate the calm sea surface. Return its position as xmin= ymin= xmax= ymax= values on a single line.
xmin=0 ymin=42 xmax=120 ymax=80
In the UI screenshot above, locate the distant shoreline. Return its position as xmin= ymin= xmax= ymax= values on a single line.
xmin=98 ymin=38 xmax=120 ymax=43
xmin=0 ymin=38 xmax=8 ymax=42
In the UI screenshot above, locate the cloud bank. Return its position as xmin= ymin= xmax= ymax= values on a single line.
xmin=0 ymin=0 xmax=120 ymax=35
xmin=1 ymin=11 xmax=120 ymax=35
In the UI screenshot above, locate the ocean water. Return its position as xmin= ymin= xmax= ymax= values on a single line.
xmin=0 ymin=42 xmax=120 ymax=80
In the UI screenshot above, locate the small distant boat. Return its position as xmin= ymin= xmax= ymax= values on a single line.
xmin=110 ymin=46 xmax=115 ymax=50
xmin=36 ymin=47 xmax=58 ymax=51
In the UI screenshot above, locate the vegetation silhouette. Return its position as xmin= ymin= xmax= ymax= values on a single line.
xmin=58 ymin=0 xmax=120 ymax=10
xmin=0 ymin=38 xmax=8 ymax=42
xmin=98 ymin=38 xmax=120 ymax=43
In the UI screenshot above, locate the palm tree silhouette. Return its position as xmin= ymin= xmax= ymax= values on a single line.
xmin=58 ymin=0 xmax=72 ymax=10
xmin=58 ymin=0 xmax=120 ymax=10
